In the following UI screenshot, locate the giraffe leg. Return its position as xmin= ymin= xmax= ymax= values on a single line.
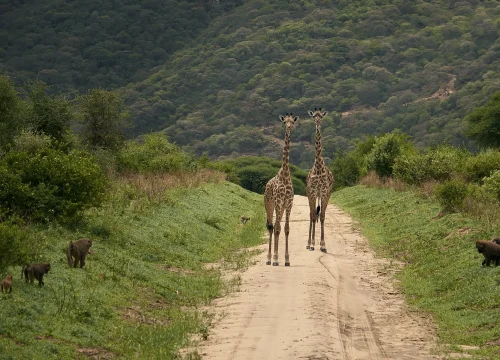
xmin=307 ymin=219 xmax=312 ymax=250
xmin=273 ymin=208 xmax=284 ymax=266
xmin=264 ymin=195 xmax=274 ymax=266
xmin=307 ymin=195 xmax=316 ymax=250
xmin=266 ymin=225 xmax=273 ymax=265
xmin=284 ymin=207 xmax=291 ymax=266
xmin=310 ymin=199 xmax=318 ymax=251
xmin=320 ymin=196 xmax=330 ymax=253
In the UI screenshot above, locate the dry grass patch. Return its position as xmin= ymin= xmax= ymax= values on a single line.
xmin=158 ymin=264 xmax=195 ymax=275
xmin=360 ymin=171 xmax=407 ymax=191
xmin=117 ymin=169 xmax=226 ymax=201
xmin=76 ymin=347 xmax=115 ymax=359
xmin=120 ymin=306 xmax=170 ymax=326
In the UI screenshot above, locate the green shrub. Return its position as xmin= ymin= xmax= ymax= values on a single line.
xmin=367 ymin=131 xmax=414 ymax=178
xmin=394 ymin=146 xmax=470 ymax=185
xmin=292 ymin=177 xmax=306 ymax=195
xmin=0 ymin=223 xmax=42 ymax=272
xmin=235 ymin=165 xmax=276 ymax=194
xmin=434 ymin=179 xmax=470 ymax=213
xmin=212 ymin=156 xmax=308 ymax=195
xmin=464 ymin=149 xmax=500 ymax=184
xmin=117 ymin=134 xmax=197 ymax=173
xmin=482 ymin=170 xmax=500 ymax=201
xmin=12 ymin=130 xmax=52 ymax=154
xmin=329 ymin=151 xmax=367 ymax=190
xmin=0 ymin=148 xmax=106 ymax=221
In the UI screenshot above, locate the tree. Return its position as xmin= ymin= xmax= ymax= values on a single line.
xmin=236 ymin=165 xmax=274 ymax=193
xmin=357 ymin=81 xmax=384 ymax=107
xmin=0 ymin=75 xmax=25 ymax=149
xmin=78 ymin=89 xmax=128 ymax=150
xmin=26 ymin=81 xmax=73 ymax=142
xmin=466 ymin=91 xmax=500 ymax=148
xmin=367 ymin=131 xmax=414 ymax=178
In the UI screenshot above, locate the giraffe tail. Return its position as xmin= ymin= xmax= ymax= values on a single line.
xmin=316 ymin=205 xmax=320 ymax=223
xmin=266 ymin=219 xmax=274 ymax=231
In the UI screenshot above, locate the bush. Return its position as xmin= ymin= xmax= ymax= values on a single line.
xmin=329 ymin=151 xmax=367 ymax=190
xmin=464 ymin=149 xmax=500 ymax=184
xmin=394 ymin=146 xmax=470 ymax=185
xmin=367 ymin=131 xmax=414 ymax=178
xmin=0 ymin=224 xmax=41 ymax=272
xmin=434 ymin=179 xmax=470 ymax=213
xmin=0 ymin=148 xmax=107 ymax=221
xmin=212 ymin=156 xmax=308 ymax=195
xmin=482 ymin=170 xmax=500 ymax=201
xmin=11 ymin=130 xmax=52 ymax=153
xmin=117 ymin=134 xmax=198 ymax=173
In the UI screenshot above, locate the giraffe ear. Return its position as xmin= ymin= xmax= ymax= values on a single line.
xmin=308 ymin=111 xmax=314 ymax=116
xmin=293 ymin=116 xmax=298 ymax=122
xmin=322 ymin=111 xmax=328 ymax=117
xmin=279 ymin=115 xmax=285 ymax=122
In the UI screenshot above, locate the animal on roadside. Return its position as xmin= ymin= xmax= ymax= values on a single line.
xmin=1 ymin=274 xmax=13 ymax=294
xmin=241 ymin=216 xmax=250 ymax=224
xmin=483 ymin=237 xmax=500 ymax=265
xmin=476 ymin=239 xmax=500 ymax=267
xmin=22 ymin=263 xmax=51 ymax=286
xmin=67 ymin=238 xmax=93 ymax=268
xmin=306 ymin=108 xmax=334 ymax=252
xmin=264 ymin=113 xmax=297 ymax=267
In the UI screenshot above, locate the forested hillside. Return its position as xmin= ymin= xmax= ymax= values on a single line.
xmin=0 ymin=0 xmax=244 ymax=91
xmin=2 ymin=0 xmax=500 ymax=168
xmin=121 ymin=0 xmax=500 ymax=166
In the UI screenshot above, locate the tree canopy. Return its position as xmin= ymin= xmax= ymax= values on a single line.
xmin=3 ymin=0 xmax=500 ymax=166
xmin=466 ymin=91 xmax=500 ymax=148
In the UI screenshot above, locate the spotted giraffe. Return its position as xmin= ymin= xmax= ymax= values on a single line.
xmin=306 ymin=108 xmax=334 ymax=252
xmin=264 ymin=113 xmax=298 ymax=266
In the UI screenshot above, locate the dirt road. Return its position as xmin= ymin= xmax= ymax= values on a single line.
xmin=196 ymin=195 xmax=438 ymax=360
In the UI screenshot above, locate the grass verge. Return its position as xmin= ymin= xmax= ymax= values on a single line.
xmin=333 ymin=185 xmax=500 ymax=359
xmin=0 ymin=181 xmax=264 ymax=359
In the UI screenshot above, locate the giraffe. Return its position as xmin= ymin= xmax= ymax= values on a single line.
xmin=306 ymin=108 xmax=334 ymax=252
xmin=264 ymin=113 xmax=298 ymax=266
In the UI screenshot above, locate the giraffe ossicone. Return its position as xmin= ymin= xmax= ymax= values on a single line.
xmin=306 ymin=108 xmax=334 ymax=252
xmin=263 ymin=113 xmax=297 ymax=267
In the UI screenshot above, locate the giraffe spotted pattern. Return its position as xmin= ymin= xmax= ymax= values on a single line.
xmin=264 ymin=113 xmax=297 ymax=266
xmin=306 ymin=108 xmax=334 ymax=252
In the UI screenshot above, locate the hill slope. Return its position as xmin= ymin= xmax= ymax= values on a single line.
xmin=0 ymin=0 xmax=244 ymax=91
xmin=121 ymin=0 xmax=500 ymax=165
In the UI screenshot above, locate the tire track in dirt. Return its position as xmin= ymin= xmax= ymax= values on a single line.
xmin=193 ymin=196 xmax=439 ymax=360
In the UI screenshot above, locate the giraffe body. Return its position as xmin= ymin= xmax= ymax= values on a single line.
xmin=306 ymin=109 xmax=334 ymax=252
xmin=264 ymin=114 xmax=297 ymax=266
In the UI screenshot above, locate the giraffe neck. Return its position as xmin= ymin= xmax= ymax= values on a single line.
xmin=281 ymin=126 xmax=291 ymax=178
xmin=315 ymin=122 xmax=323 ymax=163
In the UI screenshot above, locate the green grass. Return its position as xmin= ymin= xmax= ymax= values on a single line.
xmin=334 ymin=185 xmax=500 ymax=359
xmin=0 ymin=182 xmax=264 ymax=359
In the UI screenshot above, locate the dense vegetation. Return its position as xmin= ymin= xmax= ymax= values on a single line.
xmin=119 ymin=0 xmax=500 ymax=165
xmin=330 ymin=128 xmax=500 ymax=217
xmin=0 ymin=74 xmax=222 ymax=268
xmin=0 ymin=0 xmax=244 ymax=91
xmin=3 ymin=0 xmax=500 ymax=166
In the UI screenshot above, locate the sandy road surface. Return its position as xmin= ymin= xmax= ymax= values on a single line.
xmin=196 ymin=195 xmax=438 ymax=360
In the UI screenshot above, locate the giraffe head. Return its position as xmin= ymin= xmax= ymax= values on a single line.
xmin=279 ymin=113 xmax=298 ymax=129
xmin=308 ymin=108 xmax=328 ymax=125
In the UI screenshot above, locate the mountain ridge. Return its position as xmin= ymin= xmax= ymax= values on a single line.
xmin=2 ymin=0 xmax=500 ymax=168
xmin=121 ymin=0 xmax=500 ymax=167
